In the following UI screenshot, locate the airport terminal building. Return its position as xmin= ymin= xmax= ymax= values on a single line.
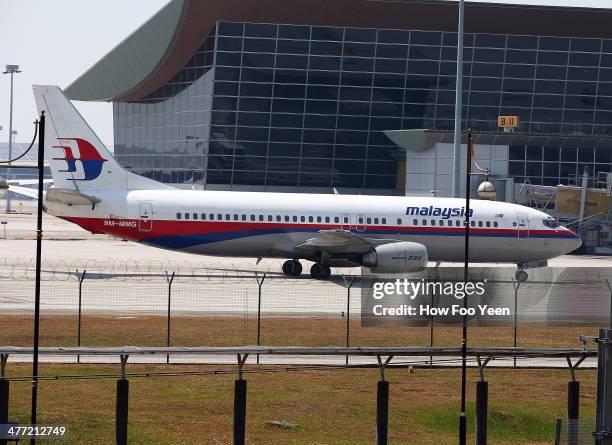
xmin=66 ymin=0 xmax=612 ymax=197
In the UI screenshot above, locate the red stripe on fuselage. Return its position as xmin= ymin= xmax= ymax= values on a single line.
xmin=62 ymin=216 xmax=570 ymax=241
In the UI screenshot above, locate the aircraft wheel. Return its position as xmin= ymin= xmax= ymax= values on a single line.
xmin=310 ymin=263 xmax=331 ymax=280
xmin=321 ymin=264 xmax=331 ymax=279
xmin=515 ymin=269 xmax=528 ymax=283
xmin=282 ymin=260 xmax=302 ymax=277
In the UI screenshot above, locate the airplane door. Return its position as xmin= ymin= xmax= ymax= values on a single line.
xmin=341 ymin=213 xmax=352 ymax=230
xmin=516 ymin=212 xmax=529 ymax=239
xmin=139 ymin=202 xmax=153 ymax=232
xmin=356 ymin=214 xmax=366 ymax=232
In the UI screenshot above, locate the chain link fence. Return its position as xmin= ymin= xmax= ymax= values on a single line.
xmin=1 ymin=258 xmax=609 ymax=365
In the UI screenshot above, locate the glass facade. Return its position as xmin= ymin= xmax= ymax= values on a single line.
xmin=508 ymin=137 xmax=612 ymax=186
xmin=114 ymin=21 xmax=612 ymax=191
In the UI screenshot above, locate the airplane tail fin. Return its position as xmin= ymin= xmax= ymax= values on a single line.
xmin=32 ymin=85 xmax=170 ymax=191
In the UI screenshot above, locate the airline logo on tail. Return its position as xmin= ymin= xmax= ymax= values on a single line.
xmin=52 ymin=138 xmax=107 ymax=181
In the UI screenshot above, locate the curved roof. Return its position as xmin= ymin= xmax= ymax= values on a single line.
xmin=64 ymin=0 xmax=188 ymax=101
xmin=66 ymin=0 xmax=612 ymax=103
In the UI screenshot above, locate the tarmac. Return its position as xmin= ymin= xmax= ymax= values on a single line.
xmin=0 ymin=199 xmax=608 ymax=367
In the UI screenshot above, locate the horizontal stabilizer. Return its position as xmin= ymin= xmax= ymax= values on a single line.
xmin=6 ymin=185 xmax=40 ymax=200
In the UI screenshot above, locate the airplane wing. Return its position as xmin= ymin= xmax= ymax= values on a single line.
xmin=296 ymin=229 xmax=400 ymax=254
xmin=6 ymin=185 xmax=40 ymax=199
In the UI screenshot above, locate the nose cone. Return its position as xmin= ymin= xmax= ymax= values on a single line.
xmin=561 ymin=227 xmax=582 ymax=255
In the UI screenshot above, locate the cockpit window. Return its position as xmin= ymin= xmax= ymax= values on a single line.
xmin=543 ymin=218 xmax=559 ymax=228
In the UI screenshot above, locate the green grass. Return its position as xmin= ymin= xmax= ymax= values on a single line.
xmin=2 ymin=364 xmax=596 ymax=444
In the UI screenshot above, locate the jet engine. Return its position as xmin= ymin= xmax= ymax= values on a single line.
xmin=361 ymin=241 xmax=428 ymax=273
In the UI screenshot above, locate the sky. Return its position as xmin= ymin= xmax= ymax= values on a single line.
xmin=0 ymin=0 xmax=611 ymax=147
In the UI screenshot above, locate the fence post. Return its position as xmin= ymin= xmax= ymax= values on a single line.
xmin=606 ymin=280 xmax=612 ymax=330
xmin=475 ymin=357 xmax=490 ymax=445
xmin=234 ymin=354 xmax=248 ymax=445
xmin=554 ymin=418 xmax=562 ymax=445
xmin=595 ymin=329 xmax=612 ymax=445
xmin=76 ymin=270 xmax=86 ymax=364
xmin=565 ymin=355 xmax=586 ymax=445
xmin=376 ymin=356 xmax=392 ymax=445
xmin=0 ymin=354 xmax=8 ymax=445
xmin=429 ymin=291 xmax=434 ymax=366
xmin=165 ymin=271 xmax=175 ymax=364
xmin=512 ymin=279 xmax=521 ymax=367
xmin=255 ymin=273 xmax=266 ymax=365
xmin=116 ymin=354 xmax=129 ymax=445
xmin=343 ymin=276 xmax=356 ymax=367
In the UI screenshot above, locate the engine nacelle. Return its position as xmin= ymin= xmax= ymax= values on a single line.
xmin=362 ymin=241 xmax=428 ymax=273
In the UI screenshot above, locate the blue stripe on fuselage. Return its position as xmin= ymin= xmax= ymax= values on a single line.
xmin=140 ymin=226 xmax=578 ymax=250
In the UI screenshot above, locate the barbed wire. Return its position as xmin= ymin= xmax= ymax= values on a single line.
xmin=0 ymin=257 xmax=609 ymax=290
xmin=0 ymin=257 xmax=327 ymax=285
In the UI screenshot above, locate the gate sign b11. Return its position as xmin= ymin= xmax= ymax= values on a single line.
xmin=497 ymin=116 xmax=519 ymax=128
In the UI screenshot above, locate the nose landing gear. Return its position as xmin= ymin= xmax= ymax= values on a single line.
xmin=310 ymin=262 xmax=331 ymax=280
xmin=282 ymin=259 xmax=302 ymax=277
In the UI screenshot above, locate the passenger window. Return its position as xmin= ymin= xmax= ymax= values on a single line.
xmin=317 ymin=216 xmax=322 ymax=223
xmin=493 ymin=221 xmax=498 ymax=228
xmin=293 ymin=216 xmax=298 ymax=222
xmin=456 ymin=220 xmax=461 ymax=227
xmin=251 ymin=215 xmax=256 ymax=221
xmin=209 ymin=214 xmax=214 ymax=220
xmin=485 ymin=221 xmax=491 ymax=227
xmin=422 ymin=219 xmax=427 ymax=225
xmin=397 ymin=218 xmax=402 ymax=225
xmin=202 ymin=214 xmax=207 ymax=220
xmin=358 ymin=217 xmax=364 ymax=224
xmin=478 ymin=221 xmax=483 ymax=227
xmin=301 ymin=216 xmax=306 ymax=222
xmin=373 ymin=218 xmax=378 ymax=224
xmin=176 ymin=213 xmax=181 ymax=220
xmin=217 ymin=214 xmax=222 ymax=220
xmin=233 ymin=214 xmax=239 ymax=221
xmin=225 ymin=214 xmax=230 ymax=221
xmin=367 ymin=218 xmax=372 ymax=224
xmin=257 ymin=215 xmax=263 ymax=221
xmin=242 ymin=214 xmax=247 ymax=221
xmin=438 ymin=220 xmax=444 ymax=226
xmin=382 ymin=218 xmax=387 ymax=224
xmin=343 ymin=216 xmax=349 ymax=224
xmin=447 ymin=220 xmax=452 ymax=226
xmin=309 ymin=216 xmax=314 ymax=222
xmin=185 ymin=213 xmax=190 ymax=220
xmin=431 ymin=219 xmax=435 ymax=226
xmin=193 ymin=213 xmax=198 ymax=220
xmin=471 ymin=221 xmax=476 ymax=227
xmin=335 ymin=217 xmax=340 ymax=223
xmin=325 ymin=216 xmax=330 ymax=223
xmin=276 ymin=215 xmax=281 ymax=222
xmin=413 ymin=219 xmax=418 ymax=225
xmin=285 ymin=215 xmax=290 ymax=222
xmin=268 ymin=215 xmax=273 ymax=222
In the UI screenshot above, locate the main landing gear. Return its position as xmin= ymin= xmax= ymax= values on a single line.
xmin=281 ymin=259 xmax=331 ymax=279
xmin=309 ymin=262 xmax=331 ymax=280
xmin=282 ymin=259 xmax=302 ymax=277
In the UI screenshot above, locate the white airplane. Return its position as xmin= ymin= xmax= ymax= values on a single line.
xmin=16 ymin=85 xmax=581 ymax=279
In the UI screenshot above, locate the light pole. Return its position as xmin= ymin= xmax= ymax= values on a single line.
xmin=452 ymin=0 xmax=465 ymax=199
xmin=460 ymin=131 xmax=495 ymax=445
xmin=4 ymin=64 xmax=21 ymax=213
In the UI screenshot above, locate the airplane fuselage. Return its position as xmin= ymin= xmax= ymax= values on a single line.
xmin=47 ymin=189 xmax=581 ymax=265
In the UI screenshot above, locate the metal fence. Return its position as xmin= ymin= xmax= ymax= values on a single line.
xmin=555 ymin=419 xmax=596 ymax=445
xmin=0 ymin=258 xmax=609 ymax=366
